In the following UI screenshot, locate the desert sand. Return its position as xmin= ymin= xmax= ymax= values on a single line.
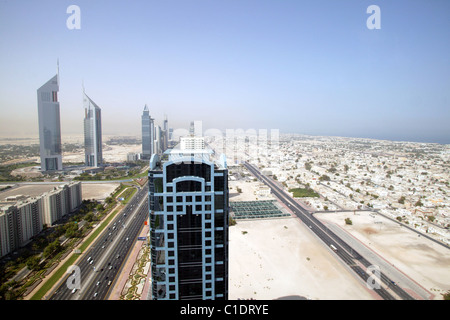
xmin=316 ymin=211 xmax=450 ymax=299
xmin=229 ymin=217 xmax=376 ymax=300
xmin=81 ymin=182 xmax=121 ymax=201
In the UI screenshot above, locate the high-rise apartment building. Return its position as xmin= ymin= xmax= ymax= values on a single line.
xmin=40 ymin=181 xmax=82 ymax=226
xmin=0 ymin=182 xmax=81 ymax=257
xmin=0 ymin=197 xmax=43 ymax=257
xmin=142 ymin=105 xmax=155 ymax=159
xmin=83 ymin=91 xmax=103 ymax=167
xmin=148 ymin=136 xmax=229 ymax=300
xmin=180 ymin=136 xmax=205 ymax=150
xmin=37 ymin=71 xmax=62 ymax=171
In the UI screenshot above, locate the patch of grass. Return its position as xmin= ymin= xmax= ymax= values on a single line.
xmin=289 ymin=188 xmax=319 ymax=198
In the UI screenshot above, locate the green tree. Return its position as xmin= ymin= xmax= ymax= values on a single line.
xmin=26 ymin=256 xmax=41 ymax=271
xmin=105 ymin=196 xmax=114 ymax=204
xmin=305 ymin=162 xmax=312 ymax=171
xmin=43 ymin=240 xmax=61 ymax=259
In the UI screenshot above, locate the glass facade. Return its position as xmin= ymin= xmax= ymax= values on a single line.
xmin=149 ymin=143 xmax=229 ymax=300
xmin=141 ymin=105 xmax=154 ymax=159
xmin=83 ymin=93 xmax=102 ymax=167
xmin=37 ymin=74 xmax=62 ymax=171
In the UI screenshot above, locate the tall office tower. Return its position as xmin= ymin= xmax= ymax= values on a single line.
xmin=37 ymin=70 xmax=62 ymax=171
xmin=149 ymin=136 xmax=229 ymax=300
xmin=154 ymin=125 xmax=162 ymax=155
xmin=142 ymin=104 xmax=155 ymax=159
xmin=162 ymin=115 xmax=169 ymax=151
xmin=83 ymin=91 xmax=102 ymax=167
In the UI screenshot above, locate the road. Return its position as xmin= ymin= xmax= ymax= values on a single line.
xmin=244 ymin=162 xmax=415 ymax=300
xmin=49 ymin=184 xmax=148 ymax=300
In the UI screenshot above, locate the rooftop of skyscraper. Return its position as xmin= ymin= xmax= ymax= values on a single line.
xmin=149 ymin=136 xmax=227 ymax=171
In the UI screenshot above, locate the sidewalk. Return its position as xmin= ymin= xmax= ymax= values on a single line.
xmin=108 ymin=219 xmax=150 ymax=300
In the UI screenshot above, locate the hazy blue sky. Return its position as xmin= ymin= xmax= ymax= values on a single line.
xmin=0 ymin=0 xmax=449 ymax=143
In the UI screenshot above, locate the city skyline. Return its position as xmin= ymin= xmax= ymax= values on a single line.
xmin=0 ymin=1 xmax=449 ymax=144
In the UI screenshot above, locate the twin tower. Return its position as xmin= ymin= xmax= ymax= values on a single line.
xmin=37 ymin=70 xmax=102 ymax=171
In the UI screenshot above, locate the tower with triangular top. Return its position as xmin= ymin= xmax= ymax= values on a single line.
xmin=142 ymin=104 xmax=155 ymax=159
xmin=37 ymin=62 xmax=62 ymax=171
xmin=83 ymin=88 xmax=103 ymax=167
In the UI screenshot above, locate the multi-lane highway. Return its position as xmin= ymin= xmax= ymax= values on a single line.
xmin=244 ymin=162 xmax=415 ymax=300
xmin=50 ymin=184 xmax=148 ymax=300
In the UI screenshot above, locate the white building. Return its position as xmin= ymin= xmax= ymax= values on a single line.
xmin=0 ymin=197 xmax=43 ymax=257
xmin=0 ymin=182 xmax=82 ymax=257
xmin=180 ymin=136 xmax=205 ymax=150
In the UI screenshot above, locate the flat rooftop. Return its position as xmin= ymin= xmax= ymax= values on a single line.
xmin=231 ymin=200 xmax=291 ymax=220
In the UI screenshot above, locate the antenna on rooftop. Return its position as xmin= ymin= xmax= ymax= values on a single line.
xmin=56 ymin=58 xmax=60 ymax=85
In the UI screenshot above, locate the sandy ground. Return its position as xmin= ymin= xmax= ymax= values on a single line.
xmin=0 ymin=182 xmax=120 ymax=203
xmin=229 ymin=180 xmax=276 ymax=202
xmin=81 ymin=182 xmax=120 ymax=201
xmin=63 ymin=144 xmax=142 ymax=163
xmin=1 ymin=136 xmax=141 ymax=166
xmin=315 ymin=211 xmax=450 ymax=300
xmin=227 ymin=180 xmax=381 ymax=300
xmin=228 ymin=217 xmax=376 ymax=300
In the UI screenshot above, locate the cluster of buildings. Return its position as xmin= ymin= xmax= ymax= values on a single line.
xmin=246 ymin=134 xmax=450 ymax=245
xmin=37 ymin=64 xmax=171 ymax=173
xmin=0 ymin=182 xmax=82 ymax=258
xmin=12 ymin=65 xmax=235 ymax=299
xmin=15 ymin=65 xmax=233 ymax=299
xmin=141 ymin=105 xmax=170 ymax=159
xmin=36 ymin=66 xmax=105 ymax=171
